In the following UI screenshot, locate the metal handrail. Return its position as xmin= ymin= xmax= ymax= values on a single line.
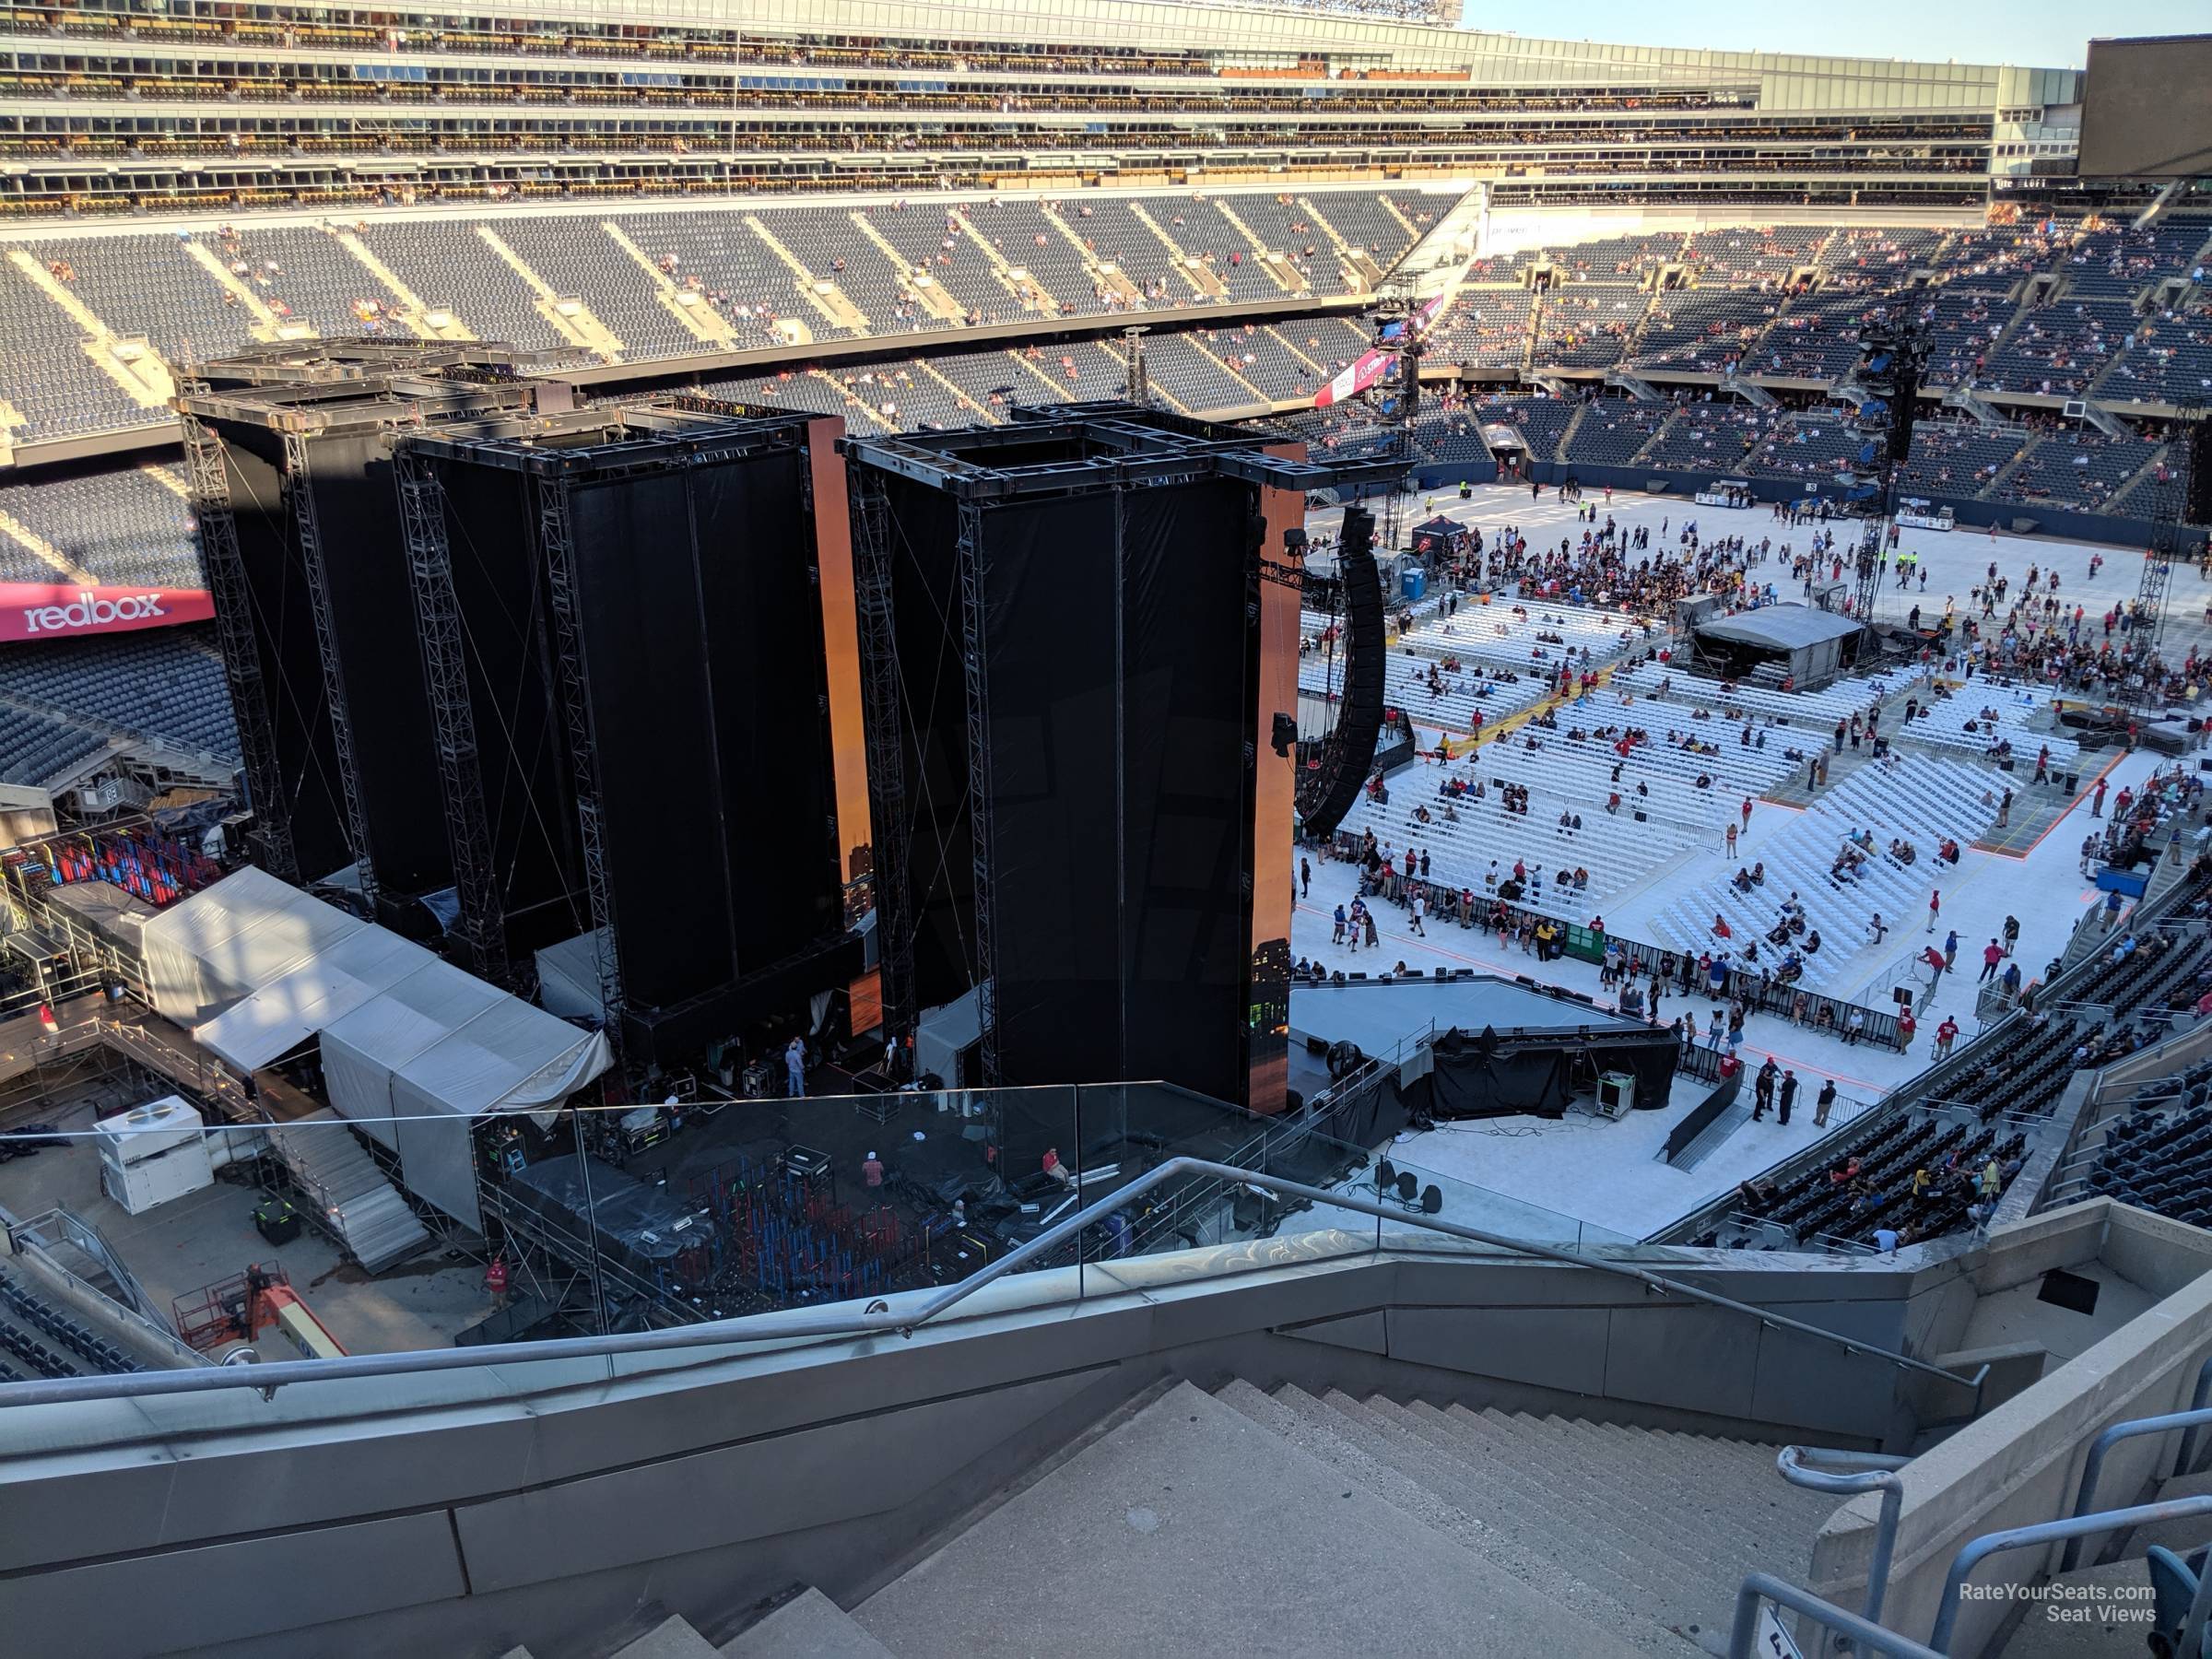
xmin=1930 ymin=1496 xmax=2212 ymax=1653
xmin=2176 ymin=1355 xmax=2212 ymax=1480
xmin=1778 ymin=1446 xmax=1912 ymax=1628
xmin=1728 ymin=1572 xmax=1944 ymax=1659
xmin=0 ymin=1155 xmax=1992 ymax=1409
xmin=2062 ymin=1368 xmax=2212 ymax=1571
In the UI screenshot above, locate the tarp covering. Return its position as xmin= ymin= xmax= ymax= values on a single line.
xmin=139 ymin=865 xmax=609 ymax=1236
xmin=1696 ymin=605 xmax=1862 ymax=652
xmin=194 ymin=925 xmax=426 ymax=1073
xmin=1427 ymin=1023 xmax=1678 ymax=1121
xmin=321 ymin=962 xmax=608 ymax=1234
xmin=141 ymin=865 xmax=366 ymax=1028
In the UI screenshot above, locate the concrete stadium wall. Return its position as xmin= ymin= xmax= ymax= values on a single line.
xmin=1807 ymin=1199 xmax=2212 ymax=1658
xmin=0 ymin=1240 xmax=1987 ymax=1659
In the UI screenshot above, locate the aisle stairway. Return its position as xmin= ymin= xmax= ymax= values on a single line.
xmin=571 ymin=1380 xmax=1844 ymax=1658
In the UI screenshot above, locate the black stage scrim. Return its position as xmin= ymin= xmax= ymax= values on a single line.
xmin=1118 ymin=477 xmax=1256 ymax=1109
xmin=429 ymin=452 xmax=585 ymax=958
xmin=180 ymin=359 xmax=541 ymax=915
xmin=405 ymin=404 xmax=857 ymax=1064
xmin=843 ymin=404 xmax=1399 ymax=1111
xmin=1427 ymin=1022 xmax=1679 ymax=1122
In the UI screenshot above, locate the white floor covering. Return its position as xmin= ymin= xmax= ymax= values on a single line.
xmin=1289 ymin=482 xmax=2198 ymax=1241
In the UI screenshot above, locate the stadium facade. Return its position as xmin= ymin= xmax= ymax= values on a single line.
xmin=0 ymin=0 xmax=2080 ymax=215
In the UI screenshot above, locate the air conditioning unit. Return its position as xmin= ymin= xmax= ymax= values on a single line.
xmin=96 ymin=1097 xmax=215 ymax=1215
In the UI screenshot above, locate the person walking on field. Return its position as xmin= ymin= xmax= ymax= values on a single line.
xmin=1926 ymin=888 xmax=1941 ymax=933
xmin=1814 ymin=1078 xmax=1837 ymax=1128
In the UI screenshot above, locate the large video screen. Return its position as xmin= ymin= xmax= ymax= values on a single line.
xmin=2077 ymin=35 xmax=2212 ymax=178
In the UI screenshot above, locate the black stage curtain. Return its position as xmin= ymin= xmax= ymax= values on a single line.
xmin=1428 ymin=1024 xmax=1678 ymax=1121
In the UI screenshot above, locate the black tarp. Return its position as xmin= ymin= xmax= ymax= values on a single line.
xmin=1427 ymin=1023 xmax=1678 ymax=1121
xmin=432 ymin=456 xmax=587 ymax=958
xmin=217 ymin=425 xmax=353 ymax=884
xmin=501 ymin=1153 xmax=710 ymax=1283
xmin=979 ymin=479 xmax=1256 ymax=1106
xmin=298 ymin=429 xmax=453 ymax=910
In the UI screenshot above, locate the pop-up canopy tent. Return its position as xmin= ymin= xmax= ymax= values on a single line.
xmin=140 ymin=867 xmax=609 ymax=1232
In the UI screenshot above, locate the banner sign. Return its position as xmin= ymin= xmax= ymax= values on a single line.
xmin=0 ymin=583 xmax=214 ymax=642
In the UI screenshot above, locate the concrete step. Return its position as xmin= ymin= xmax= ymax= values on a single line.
xmin=1998 ymin=1559 xmax=2162 ymax=1659
xmin=720 ymin=1589 xmax=894 ymax=1659
xmin=1400 ymin=1401 xmax=1740 ymax=1643
xmin=853 ymin=1380 xmax=1649 ymax=1659
xmin=612 ymin=1615 xmax=720 ymax=1659
xmin=1297 ymin=1390 xmax=1702 ymax=1653
xmin=2132 ymin=1468 xmax=2212 ymax=1559
xmin=1212 ymin=1382 xmax=1685 ymax=1655
xmin=1512 ymin=1415 xmax=1779 ymax=1568
xmin=1571 ymin=1419 xmax=1841 ymax=1552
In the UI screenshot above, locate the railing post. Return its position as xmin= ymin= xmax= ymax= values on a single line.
xmin=2062 ymin=1404 xmax=2212 ymax=1570
xmin=1934 ymin=1496 xmax=2212 ymax=1652
xmin=2174 ymin=1354 xmax=2212 ymax=1479
xmin=1729 ymin=1573 xmax=1944 ymax=1659
xmin=1777 ymin=1447 xmax=1913 ymax=1631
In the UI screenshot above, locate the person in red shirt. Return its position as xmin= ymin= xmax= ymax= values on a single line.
xmin=1926 ymin=888 xmax=1942 ymax=933
xmin=1935 ymin=1016 xmax=1960 ymax=1058
xmin=1980 ymin=939 xmax=2005 ymax=982
xmin=1896 ymin=1009 xmax=1917 ymax=1053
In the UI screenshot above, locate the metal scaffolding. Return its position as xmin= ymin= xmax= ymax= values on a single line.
xmin=178 ymin=411 xmax=297 ymax=882
xmin=954 ymin=499 xmax=1002 ymax=1088
xmin=535 ymin=476 xmax=628 ymax=1073
xmin=848 ymin=465 xmax=916 ymax=1041
xmin=394 ymin=448 xmax=511 ymax=987
xmin=279 ymin=431 xmax=379 ymax=913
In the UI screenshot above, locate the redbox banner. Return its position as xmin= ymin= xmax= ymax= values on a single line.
xmin=0 ymin=582 xmax=215 ymax=642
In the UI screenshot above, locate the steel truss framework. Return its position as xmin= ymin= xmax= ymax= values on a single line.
xmin=404 ymin=405 xmax=818 ymax=1073
xmin=840 ymin=403 xmax=1394 ymax=1082
xmin=532 ymin=474 xmax=627 ymax=1076
xmin=394 ymin=447 xmax=512 ymax=986
xmin=847 ymin=464 xmax=917 ymax=1042
xmin=178 ymin=409 xmax=298 ymax=882
xmin=279 ymin=430 xmax=380 ymax=913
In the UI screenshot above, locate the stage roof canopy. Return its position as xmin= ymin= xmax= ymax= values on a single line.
xmin=143 ymin=867 xmax=608 ymax=1116
xmin=1695 ymin=606 xmax=1860 ymax=653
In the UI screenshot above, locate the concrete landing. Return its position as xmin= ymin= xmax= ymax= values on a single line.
xmin=853 ymin=1380 xmax=1648 ymax=1659
xmin=1998 ymin=1559 xmax=2162 ymax=1659
xmin=721 ymin=1590 xmax=894 ymax=1659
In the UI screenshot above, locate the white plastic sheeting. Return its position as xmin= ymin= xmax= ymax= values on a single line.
xmin=193 ymin=926 xmax=426 ymax=1074
xmin=140 ymin=865 xmax=365 ymax=1029
xmin=135 ymin=865 xmax=609 ymax=1236
xmin=321 ymin=961 xmax=609 ymax=1233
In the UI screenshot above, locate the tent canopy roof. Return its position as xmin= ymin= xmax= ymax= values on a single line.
xmin=147 ymin=868 xmax=607 ymax=1113
xmin=1696 ymin=605 xmax=1860 ymax=653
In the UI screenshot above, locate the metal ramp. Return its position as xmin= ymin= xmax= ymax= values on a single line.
xmin=266 ymin=1109 xmax=430 ymax=1273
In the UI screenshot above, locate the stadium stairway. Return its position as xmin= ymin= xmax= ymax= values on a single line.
xmin=584 ymin=1380 xmax=1842 ymax=1658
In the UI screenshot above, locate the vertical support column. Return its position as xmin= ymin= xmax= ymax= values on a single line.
xmin=537 ymin=475 xmax=627 ymax=1075
xmin=394 ymin=448 xmax=511 ymax=987
xmin=1246 ymin=453 xmax=1306 ymax=1117
xmin=848 ymin=464 xmax=915 ymax=1041
xmin=955 ymin=498 xmax=1001 ymax=1088
xmin=281 ymin=431 xmax=379 ymax=913
xmin=180 ymin=411 xmax=297 ymax=882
